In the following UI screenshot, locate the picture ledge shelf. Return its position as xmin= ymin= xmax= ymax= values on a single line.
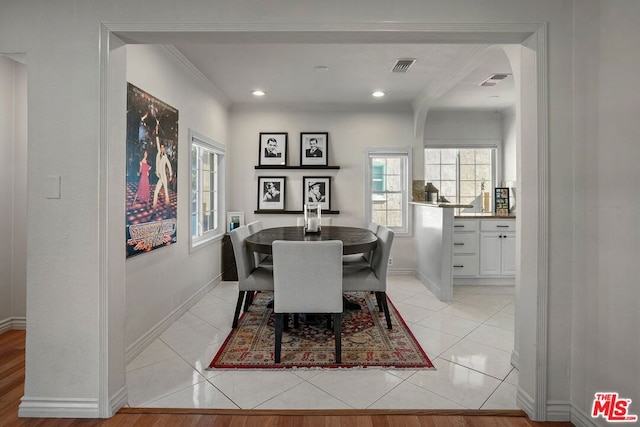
xmin=254 ymin=209 xmax=340 ymax=215
xmin=254 ymin=165 xmax=340 ymax=170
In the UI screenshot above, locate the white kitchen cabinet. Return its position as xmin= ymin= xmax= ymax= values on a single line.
xmin=479 ymin=219 xmax=515 ymax=277
xmin=454 ymin=217 xmax=515 ymax=280
xmin=453 ymin=219 xmax=479 ymax=277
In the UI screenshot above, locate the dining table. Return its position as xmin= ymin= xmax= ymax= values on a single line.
xmin=245 ymin=225 xmax=378 ymax=256
xmin=245 ymin=225 xmax=378 ymax=311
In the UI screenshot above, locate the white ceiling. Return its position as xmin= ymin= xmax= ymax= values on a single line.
xmin=173 ymin=42 xmax=514 ymax=111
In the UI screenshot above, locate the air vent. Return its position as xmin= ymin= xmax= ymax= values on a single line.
xmin=392 ymin=58 xmax=416 ymax=73
xmin=479 ymin=73 xmax=511 ymax=87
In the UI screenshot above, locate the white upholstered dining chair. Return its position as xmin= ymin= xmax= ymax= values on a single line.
xmin=246 ymin=220 xmax=273 ymax=267
xmin=229 ymin=225 xmax=274 ymax=328
xmin=342 ymin=222 xmax=379 ymax=267
xmin=342 ymin=225 xmax=394 ymax=329
xmin=272 ymin=240 xmax=344 ymax=364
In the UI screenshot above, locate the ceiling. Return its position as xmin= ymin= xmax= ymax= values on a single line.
xmin=173 ymin=42 xmax=515 ymax=111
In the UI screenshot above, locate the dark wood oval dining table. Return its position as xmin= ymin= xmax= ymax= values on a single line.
xmin=245 ymin=225 xmax=377 ymax=255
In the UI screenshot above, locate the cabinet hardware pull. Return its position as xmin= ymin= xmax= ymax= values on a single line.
xmin=497 ymin=225 xmax=510 ymax=228
xmin=454 ymin=243 xmax=464 ymax=246
xmin=453 ymin=265 xmax=464 ymax=268
xmin=454 ymin=225 xmax=465 ymax=228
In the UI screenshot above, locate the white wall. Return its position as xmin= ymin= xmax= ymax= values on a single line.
xmin=502 ymin=107 xmax=516 ymax=184
xmin=571 ymin=1 xmax=640 ymax=425
xmin=125 ymin=45 xmax=229 ymax=350
xmin=0 ymin=55 xmax=27 ymax=332
xmin=425 ymin=110 xmax=503 ymax=141
xmin=0 ymin=0 xmax=613 ymax=421
xmin=229 ymin=107 xmax=416 ymax=271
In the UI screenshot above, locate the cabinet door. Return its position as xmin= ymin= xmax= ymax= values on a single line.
xmin=501 ymin=233 xmax=516 ymax=276
xmin=479 ymin=233 xmax=502 ymax=276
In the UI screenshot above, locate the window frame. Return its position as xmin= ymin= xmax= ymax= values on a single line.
xmin=364 ymin=147 xmax=412 ymax=236
xmin=424 ymin=140 xmax=501 ymax=213
xmin=189 ymin=129 xmax=226 ymax=251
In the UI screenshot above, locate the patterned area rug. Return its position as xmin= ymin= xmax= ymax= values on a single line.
xmin=208 ymin=292 xmax=434 ymax=369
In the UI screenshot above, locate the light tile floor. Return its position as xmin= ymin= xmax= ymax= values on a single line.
xmin=126 ymin=275 xmax=518 ymax=410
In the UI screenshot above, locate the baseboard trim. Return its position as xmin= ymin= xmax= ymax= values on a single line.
xmin=414 ymin=270 xmax=446 ymax=301
xmin=571 ymin=405 xmax=598 ymax=427
xmin=125 ymin=275 xmax=221 ymax=364
xmin=0 ymin=316 xmax=27 ymax=334
xmin=510 ymin=349 xmax=519 ymax=370
xmin=453 ymin=277 xmax=515 ymax=286
xmin=110 ymin=385 xmax=128 ymax=416
xmin=546 ymin=400 xmax=572 ymax=421
xmin=516 ymin=387 xmax=535 ymax=420
xmin=19 ymin=397 xmax=99 ymax=418
xmin=387 ymin=268 xmax=414 ymax=275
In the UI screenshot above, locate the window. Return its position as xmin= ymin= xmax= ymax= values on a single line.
xmin=365 ymin=148 xmax=411 ymax=235
xmin=424 ymin=147 xmax=496 ymax=214
xmin=190 ymin=130 xmax=225 ymax=248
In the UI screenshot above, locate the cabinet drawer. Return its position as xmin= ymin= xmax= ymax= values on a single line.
xmin=480 ymin=219 xmax=515 ymax=232
xmin=453 ymin=219 xmax=478 ymax=232
xmin=452 ymin=254 xmax=479 ymax=276
xmin=452 ymin=233 xmax=478 ymax=254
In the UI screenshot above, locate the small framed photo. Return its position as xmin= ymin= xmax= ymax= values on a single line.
xmin=226 ymin=211 xmax=245 ymax=232
xmin=300 ymin=132 xmax=328 ymax=166
xmin=494 ymin=187 xmax=510 ymax=215
xmin=258 ymin=176 xmax=286 ymax=211
xmin=303 ymin=176 xmax=331 ymax=211
xmin=258 ymin=132 xmax=287 ymax=166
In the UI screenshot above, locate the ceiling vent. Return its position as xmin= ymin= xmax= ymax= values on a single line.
xmin=392 ymin=58 xmax=416 ymax=73
xmin=479 ymin=73 xmax=511 ymax=87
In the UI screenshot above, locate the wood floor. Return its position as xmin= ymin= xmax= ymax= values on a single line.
xmin=1 ymin=330 xmax=574 ymax=427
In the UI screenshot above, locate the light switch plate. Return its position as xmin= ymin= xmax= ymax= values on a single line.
xmin=45 ymin=175 xmax=61 ymax=199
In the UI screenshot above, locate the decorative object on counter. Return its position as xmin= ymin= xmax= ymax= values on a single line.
xmin=481 ymin=180 xmax=490 ymax=213
xmin=504 ymin=180 xmax=517 ymax=213
xmin=303 ymin=203 xmax=322 ymax=234
xmin=258 ymin=132 xmax=288 ymax=166
xmin=425 ymin=182 xmax=439 ymax=203
xmin=302 ymin=176 xmax=331 ymax=210
xmin=300 ymin=132 xmax=328 ymax=166
xmin=494 ymin=187 xmax=510 ymax=215
xmin=258 ymin=176 xmax=286 ymax=211
xmin=226 ymin=211 xmax=245 ymax=232
xmin=412 ymin=180 xmax=426 ymax=201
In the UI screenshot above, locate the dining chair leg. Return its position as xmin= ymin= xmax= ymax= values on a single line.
xmin=375 ymin=292 xmax=384 ymax=312
xmin=379 ymin=292 xmax=392 ymax=330
xmin=232 ymin=291 xmax=246 ymax=328
xmin=333 ymin=313 xmax=342 ymax=364
xmin=275 ymin=313 xmax=284 ymax=363
xmin=243 ymin=291 xmax=255 ymax=312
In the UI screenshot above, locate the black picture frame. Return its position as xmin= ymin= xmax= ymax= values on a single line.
xmin=303 ymin=176 xmax=331 ymax=211
xmin=494 ymin=187 xmax=510 ymax=215
xmin=258 ymin=176 xmax=286 ymax=210
xmin=300 ymin=132 xmax=328 ymax=166
xmin=258 ymin=132 xmax=288 ymax=166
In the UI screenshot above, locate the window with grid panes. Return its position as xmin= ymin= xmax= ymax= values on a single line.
xmin=424 ymin=148 xmax=495 ymax=214
xmin=190 ymin=131 xmax=225 ymax=248
xmin=366 ymin=149 xmax=410 ymax=235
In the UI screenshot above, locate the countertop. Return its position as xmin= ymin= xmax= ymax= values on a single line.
xmin=410 ymin=201 xmax=474 ymax=209
xmin=455 ymin=213 xmax=516 ymax=219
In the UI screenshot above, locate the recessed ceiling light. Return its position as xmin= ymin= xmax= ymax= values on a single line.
xmin=314 ymin=65 xmax=330 ymax=72
xmin=372 ymin=91 xmax=385 ymax=98
xmin=251 ymin=90 xmax=266 ymax=96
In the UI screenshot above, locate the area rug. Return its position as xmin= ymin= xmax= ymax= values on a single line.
xmin=208 ymin=291 xmax=434 ymax=369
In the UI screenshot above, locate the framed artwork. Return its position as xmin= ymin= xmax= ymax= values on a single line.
xmin=300 ymin=132 xmax=328 ymax=166
xmin=303 ymin=176 xmax=331 ymax=211
xmin=258 ymin=176 xmax=286 ymax=210
xmin=494 ymin=187 xmax=510 ymax=215
xmin=258 ymin=132 xmax=287 ymax=166
xmin=226 ymin=211 xmax=245 ymax=232
xmin=125 ymin=83 xmax=179 ymax=259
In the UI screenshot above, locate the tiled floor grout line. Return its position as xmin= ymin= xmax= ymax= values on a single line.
xmin=127 ymin=280 xmax=518 ymax=409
